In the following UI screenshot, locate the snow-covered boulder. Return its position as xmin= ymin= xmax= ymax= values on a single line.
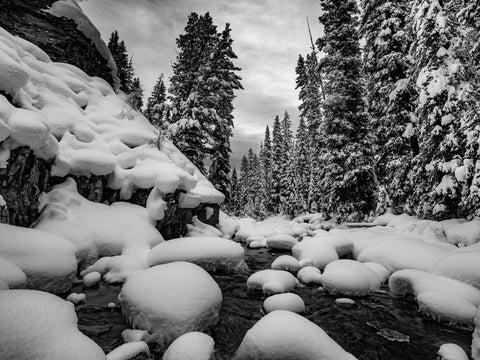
xmin=118 ymin=262 xmax=222 ymax=348
xmin=105 ymin=342 xmax=149 ymax=360
xmin=217 ymin=211 xmax=240 ymax=239
xmin=187 ymin=216 xmax=223 ymax=238
xmin=297 ymin=266 xmax=322 ymax=285
xmin=146 ymin=237 xmax=248 ymax=273
xmin=0 ymin=223 xmax=77 ymax=293
xmin=247 ymin=270 xmax=297 ymax=295
xmin=266 ymin=234 xmax=298 ymax=250
xmin=271 ymin=255 xmax=301 ymax=272
xmin=357 ymin=235 xmax=451 ymax=272
xmin=35 ymin=178 xmax=164 ymax=283
xmin=263 ymin=293 xmax=305 ymax=314
xmin=291 ymin=237 xmax=339 ymax=269
xmin=433 ymin=252 xmax=480 ymax=290
xmin=320 ymin=260 xmax=383 ymax=296
xmin=437 ymin=343 xmax=468 ymax=360
xmin=444 ymin=220 xmax=480 ymax=246
xmin=233 ymin=310 xmax=356 ymax=360
xmin=0 ymin=290 xmax=105 ymax=360
xmin=162 ymin=332 xmax=215 ymax=360
xmin=473 ymin=306 xmax=480 ymax=360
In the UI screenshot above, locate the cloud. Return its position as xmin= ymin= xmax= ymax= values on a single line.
xmin=80 ymin=0 xmax=322 ymax=168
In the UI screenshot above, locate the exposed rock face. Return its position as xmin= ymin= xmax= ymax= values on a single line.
xmin=0 ymin=0 xmax=114 ymax=86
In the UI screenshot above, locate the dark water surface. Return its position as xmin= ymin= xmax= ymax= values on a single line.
xmin=74 ymin=248 xmax=473 ymax=359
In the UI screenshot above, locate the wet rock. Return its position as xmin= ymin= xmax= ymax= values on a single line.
xmin=376 ymin=328 xmax=410 ymax=342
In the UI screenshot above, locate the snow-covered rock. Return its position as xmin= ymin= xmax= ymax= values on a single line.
xmin=0 ymin=27 xmax=223 ymax=222
xmin=217 ymin=211 xmax=240 ymax=239
xmin=297 ymin=266 xmax=322 ymax=285
xmin=0 ymin=223 xmax=77 ymax=293
xmin=118 ymin=262 xmax=222 ymax=348
xmin=433 ymin=252 xmax=480 ymax=290
xmin=83 ymin=271 xmax=101 ymax=287
xmin=146 ymin=236 xmax=248 ymax=273
xmin=444 ymin=220 xmax=480 ymax=246
xmin=121 ymin=329 xmax=149 ymax=343
xmin=320 ymin=260 xmax=383 ymax=296
xmin=291 ymin=236 xmax=339 ymax=269
xmin=233 ymin=310 xmax=356 ymax=360
xmin=0 ymin=257 xmax=27 ymax=289
xmin=35 ymin=178 xmax=164 ymax=283
xmin=437 ymin=343 xmax=468 ymax=360
xmin=271 ymin=255 xmax=301 ymax=272
xmin=266 ymin=234 xmax=298 ymax=250
xmin=106 ymin=342 xmax=149 ymax=360
xmin=247 ymin=270 xmax=297 ymax=295
xmin=187 ymin=216 xmax=223 ymax=238
xmin=162 ymin=332 xmax=215 ymax=360
xmin=66 ymin=292 xmax=86 ymax=305
xmin=263 ymin=293 xmax=305 ymax=314
xmin=0 ymin=290 xmax=105 ymax=360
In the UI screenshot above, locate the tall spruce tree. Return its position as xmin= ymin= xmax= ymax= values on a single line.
xmin=361 ymin=0 xmax=417 ymax=213
xmin=317 ymin=0 xmax=377 ymax=221
xmin=271 ymin=115 xmax=284 ymax=213
xmin=295 ymin=117 xmax=309 ymax=211
xmin=129 ymin=77 xmax=143 ymax=110
xmin=146 ymin=74 xmax=167 ymax=128
xmin=260 ymin=126 xmax=273 ymax=212
xmin=108 ymin=31 xmax=134 ymax=93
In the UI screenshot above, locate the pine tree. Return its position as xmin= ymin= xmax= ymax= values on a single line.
xmin=146 ymin=74 xmax=167 ymax=128
xmin=361 ymin=0 xmax=417 ymax=213
xmin=280 ymin=111 xmax=296 ymax=213
xmin=260 ymin=126 xmax=273 ymax=213
xmin=237 ymin=155 xmax=250 ymax=215
xmin=317 ymin=0 xmax=377 ymax=221
xmin=108 ymin=31 xmax=134 ymax=93
xmin=407 ymin=0 xmax=473 ymax=219
xmin=295 ymin=117 xmax=309 ymax=211
xmin=129 ymin=77 xmax=143 ymax=110
xmin=271 ymin=115 xmax=284 ymax=213
xmin=228 ymin=167 xmax=239 ymax=215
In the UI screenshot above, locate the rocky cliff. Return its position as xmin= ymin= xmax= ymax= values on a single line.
xmin=0 ymin=1 xmax=221 ymax=239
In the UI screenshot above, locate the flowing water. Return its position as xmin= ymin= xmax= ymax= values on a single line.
xmin=74 ymin=247 xmax=473 ymax=359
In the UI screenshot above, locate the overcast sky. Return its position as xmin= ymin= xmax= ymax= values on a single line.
xmin=80 ymin=0 xmax=323 ymax=168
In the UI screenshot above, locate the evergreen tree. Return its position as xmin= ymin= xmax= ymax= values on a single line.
xmin=271 ymin=115 xmax=284 ymax=213
xmin=228 ymin=167 xmax=239 ymax=215
xmin=317 ymin=0 xmax=377 ymax=221
xmin=260 ymin=126 xmax=273 ymax=212
xmin=280 ymin=111 xmax=296 ymax=213
xmin=237 ymin=155 xmax=250 ymax=215
xmin=108 ymin=31 xmax=134 ymax=93
xmin=129 ymin=77 xmax=143 ymax=110
xmin=407 ymin=0 xmax=472 ymax=218
xmin=146 ymin=74 xmax=167 ymax=128
xmin=295 ymin=117 xmax=309 ymax=211
xmin=361 ymin=0 xmax=417 ymax=213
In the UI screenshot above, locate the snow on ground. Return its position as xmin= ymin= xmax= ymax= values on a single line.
xmin=263 ymin=293 xmax=305 ymax=314
xmin=118 ymin=262 xmax=222 ymax=349
xmin=0 ymin=223 xmax=77 ymax=293
xmin=162 ymin=332 xmax=215 ymax=360
xmin=0 ymin=27 xmax=223 ymax=221
xmin=34 ymin=178 xmax=164 ymax=283
xmin=247 ymin=269 xmax=297 ymax=295
xmin=233 ymin=310 xmax=357 ymax=360
xmin=0 ymin=289 xmax=106 ymax=360
xmin=433 ymin=252 xmax=480 ymax=290
xmin=146 ymin=236 xmax=248 ymax=273
xmin=266 ymin=234 xmax=298 ymax=250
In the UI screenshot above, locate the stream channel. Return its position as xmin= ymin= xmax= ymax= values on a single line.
xmin=73 ymin=247 xmax=473 ymax=359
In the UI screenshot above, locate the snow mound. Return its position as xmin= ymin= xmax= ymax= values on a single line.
xmin=234 ymin=217 xmax=308 ymax=243
xmin=417 ymin=291 xmax=476 ymax=327
xmin=118 ymin=262 xmax=222 ymax=348
xmin=445 ymin=220 xmax=480 ymax=246
xmin=433 ymin=252 xmax=480 ymax=290
xmin=321 ymin=260 xmax=383 ymax=296
xmin=266 ymin=234 xmax=298 ymax=250
xmin=291 ymin=236 xmax=339 ymax=269
xmin=146 ymin=236 xmax=248 ymax=273
xmin=217 ymin=211 xmax=240 ymax=239
xmin=0 ymin=27 xmax=223 ymax=219
xmin=187 ymin=216 xmax=223 ymax=238
xmin=0 ymin=223 xmax=77 ymax=293
xmin=437 ymin=343 xmax=469 ymax=360
xmin=335 ymin=298 xmax=356 ymax=306
xmin=247 ymin=270 xmax=297 ymax=295
xmin=121 ymin=329 xmax=149 ymax=343
xmin=233 ymin=310 xmax=357 ymax=360
xmin=0 ymin=257 xmax=27 ymax=288
xmin=83 ymin=271 xmax=101 ymax=287
xmin=357 ymin=235 xmax=451 ymax=272
xmin=263 ymin=293 xmax=305 ymax=314
xmin=162 ymin=332 xmax=215 ymax=360
xmin=106 ymin=342 xmax=149 ymax=360
xmin=473 ymin=307 xmax=480 ymax=360
xmin=0 ymin=290 xmax=105 ymax=360
xmin=271 ymin=255 xmax=301 ymax=272
xmin=35 ymin=178 xmax=164 ymax=283
xmin=297 ymin=266 xmax=322 ymax=285
xmin=66 ymin=292 xmax=86 ymax=305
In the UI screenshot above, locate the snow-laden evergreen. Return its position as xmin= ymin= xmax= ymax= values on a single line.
xmin=145 ymin=73 xmax=168 ymax=128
